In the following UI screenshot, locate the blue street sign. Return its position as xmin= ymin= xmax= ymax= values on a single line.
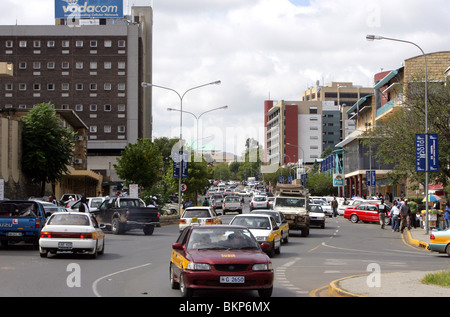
xmin=416 ymin=133 xmax=439 ymax=172
xmin=428 ymin=133 xmax=439 ymax=172
xmin=173 ymin=151 xmax=188 ymax=178
xmin=366 ymin=171 xmax=376 ymax=187
xmin=278 ymin=175 xmax=285 ymax=184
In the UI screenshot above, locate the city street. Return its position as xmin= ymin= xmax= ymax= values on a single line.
xmin=0 ymin=200 xmax=447 ymax=298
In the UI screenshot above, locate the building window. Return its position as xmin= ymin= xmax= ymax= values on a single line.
xmin=104 ymin=83 xmax=112 ymax=90
xmin=90 ymin=126 xmax=97 ymax=133
xmin=76 ymin=83 xmax=83 ymax=91
xmin=118 ymin=83 xmax=126 ymax=90
xmin=90 ymin=62 xmax=97 ymax=69
xmin=118 ymin=40 xmax=126 ymax=48
xmin=6 ymin=40 xmax=13 ymax=48
xmin=61 ymin=83 xmax=70 ymax=91
xmin=19 ymin=83 xmax=27 ymax=91
xmin=75 ymin=104 xmax=83 ymax=111
xmin=104 ymin=125 xmax=111 ymax=133
xmin=76 ymin=62 xmax=83 ymax=69
xmin=90 ymin=40 xmax=97 ymax=47
xmin=33 ymin=83 xmax=41 ymax=91
xmin=47 ymin=83 xmax=55 ymax=91
xmin=61 ymin=62 xmax=70 ymax=69
xmin=5 ymin=83 xmax=13 ymax=91
xmin=104 ymin=104 xmax=111 ymax=111
xmin=47 ymin=62 xmax=56 ymax=69
xmin=62 ymin=40 xmax=70 ymax=48
xmin=118 ymin=125 xmax=125 ymax=133
xmin=33 ymin=40 xmax=41 ymax=48
xmin=104 ymin=40 xmax=112 ymax=47
xmin=90 ymin=104 xmax=97 ymax=111
xmin=118 ymin=104 xmax=126 ymax=111
xmin=19 ymin=62 xmax=27 ymax=69
xmin=75 ymin=40 xmax=83 ymax=47
xmin=89 ymin=83 xmax=97 ymax=91
xmin=33 ymin=62 xmax=41 ymax=69
xmin=309 ymin=107 xmax=318 ymax=114
xmin=104 ymin=61 xmax=112 ymax=69
xmin=47 ymin=41 xmax=55 ymax=48
xmin=118 ymin=62 xmax=126 ymax=69
xmin=19 ymin=41 xmax=27 ymax=48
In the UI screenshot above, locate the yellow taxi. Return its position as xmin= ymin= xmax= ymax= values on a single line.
xmin=229 ymin=213 xmax=281 ymax=257
xmin=250 ymin=209 xmax=290 ymax=243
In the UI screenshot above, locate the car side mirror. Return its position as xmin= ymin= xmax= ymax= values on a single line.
xmin=172 ymin=243 xmax=185 ymax=251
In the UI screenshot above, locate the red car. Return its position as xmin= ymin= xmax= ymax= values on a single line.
xmin=344 ymin=203 xmax=380 ymax=223
xmin=169 ymin=225 xmax=274 ymax=297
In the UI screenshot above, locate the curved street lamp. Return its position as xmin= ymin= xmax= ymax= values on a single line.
xmin=366 ymin=35 xmax=430 ymax=233
xmin=141 ymin=80 xmax=221 ymax=214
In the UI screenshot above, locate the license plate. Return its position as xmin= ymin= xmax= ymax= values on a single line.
xmin=7 ymin=232 xmax=22 ymax=237
xmin=220 ymin=276 xmax=245 ymax=284
xmin=58 ymin=242 xmax=73 ymax=249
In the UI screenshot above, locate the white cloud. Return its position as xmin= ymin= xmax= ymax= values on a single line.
xmin=1 ymin=0 xmax=449 ymax=156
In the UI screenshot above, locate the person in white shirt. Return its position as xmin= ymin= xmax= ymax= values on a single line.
xmin=391 ymin=201 xmax=401 ymax=232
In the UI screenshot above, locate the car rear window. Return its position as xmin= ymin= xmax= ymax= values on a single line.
xmin=47 ymin=214 xmax=90 ymax=226
xmin=0 ymin=202 xmax=38 ymax=217
xmin=183 ymin=209 xmax=210 ymax=218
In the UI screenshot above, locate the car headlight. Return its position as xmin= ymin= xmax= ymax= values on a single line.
xmin=252 ymin=263 xmax=273 ymax=271
xmin=186 ymin=262 xmax=211 ymax=271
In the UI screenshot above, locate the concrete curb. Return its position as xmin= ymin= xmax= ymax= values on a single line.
xmin=405 ymin=229 xmax=429 ymax=250
xmin=327 ymin=274 xmax=366 ymax=297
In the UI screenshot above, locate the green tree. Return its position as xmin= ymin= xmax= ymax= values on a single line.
xmin=114 ymin=138 xmax=162 ymax=189
xmin=22 ymin=102 xmax=77 ymax=196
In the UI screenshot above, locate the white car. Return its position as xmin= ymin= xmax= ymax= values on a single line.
xmin=179 ymin=207 xmax=222 ymax=232
xmin=229 ymin=213 xmax=281 ymax=257
xmin=39 ymin=212 xmax=105 ymax=258
xmin=66 ymin=197 xmax=107 ymax=212
xmin=312 ymin=199 xmax=333 ymax=217
xmin=250 ymin=195 xmax=270 ymax=210
xmin=309 ymin=204 xmax=326 ymax=228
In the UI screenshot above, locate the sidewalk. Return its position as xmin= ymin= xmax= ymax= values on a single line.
xmin=327 ymin=227 xmax=450 ymax=297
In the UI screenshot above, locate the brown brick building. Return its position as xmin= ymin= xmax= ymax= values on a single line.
xmin=0 ymin=6 xmax=152 ymax=195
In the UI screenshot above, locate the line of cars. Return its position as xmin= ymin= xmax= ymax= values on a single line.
xmin=172 ymin=206 xmax=291 ymax=297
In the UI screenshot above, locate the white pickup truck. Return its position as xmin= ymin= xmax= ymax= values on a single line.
xmin=222 ymin=195 xmax=243 ymax=215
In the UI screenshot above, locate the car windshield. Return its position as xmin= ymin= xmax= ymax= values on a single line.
xmin=47 ymin=214 xmax=90 ymax=226
xmin=225 ymin=197 xmax=240 ymax=202
xmin=186 ymin=227 xmax=260 ymax=251
xmin=276 ymin=197 xmax=305 ymax=208
xmin=310 ymin=205 xmax=324 ymax=213
xmin=183 ymin=209 xmax=210 ymax=218
xmin=253 ymin=196 xmax=266 ymax=201
xmin=253 ymin=212 xmax=280 ymax=223
xmin=231 ymin=216 xmax=271 ymax=230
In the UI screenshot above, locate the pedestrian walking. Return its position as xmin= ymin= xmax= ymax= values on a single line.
xmin=407 ymin=199 xmax=419 ymax=228
xmin=391 ymin=202 xmax=401 ymax=232
xmin=331 ymin=197 xmax=338 ymax=217
xmin=378 ymin=199 xmax=387 ymax=229
xmin=400 ymin=199 xmax=411 ymax=233
xmin=444 ymin=202 xmax=450 ymax=229
xmin=202 ymin=197 xmax=209 ymax=206
xmin=78 ymin=196 xmax=90 ymax=213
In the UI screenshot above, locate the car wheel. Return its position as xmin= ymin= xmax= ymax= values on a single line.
xmin=98 ymin=240 xmax=105 ymax=255
xmin=111 ymin=218 xmax=122 ymax=235
xmin=169 ymin=265 xmax=179 ymax=289
xmin=90 ymin=243 xmax=98 ymax=259
xmin=446 ymin=245 xmax=450 ymax=257
xmin=179 ymin=273 xmax=193 ymax=297
xmin=39 ymin=247 xmax=48 ymax=258
xmin=350 ymin=214 xmax=359 ymax=223
xmin=144 ymin=225 xmax=154 ymax=235
xmin=258 ymin=286 xmax=273 ymax=297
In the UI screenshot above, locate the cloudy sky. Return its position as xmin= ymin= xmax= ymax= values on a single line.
xmin=1 ymin=0 xmax=449 ymax=156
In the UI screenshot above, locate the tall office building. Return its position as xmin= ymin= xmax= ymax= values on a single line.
xmin=301 ymin=82 xmax=373 ymax=145
xmin=0 ymin=5 xmax=152 ymax=182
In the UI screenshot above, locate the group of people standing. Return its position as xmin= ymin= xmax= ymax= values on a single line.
xmin=378 ymin=198 xmax=418 ymax=232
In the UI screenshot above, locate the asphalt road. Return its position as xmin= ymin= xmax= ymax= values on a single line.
xmin=1 ymin=203 xmax=447 ymax=298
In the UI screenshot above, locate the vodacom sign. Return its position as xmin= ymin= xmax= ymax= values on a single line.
xmin=55 ymin=0 xmax=124 ymax=19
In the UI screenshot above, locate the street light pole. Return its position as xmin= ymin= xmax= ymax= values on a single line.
xmin=167 ymin=105 xmax=228 ymax=157
xmin=141 ymin=80 xmax=221 ymax=214
xmin=366 ymin=35 xmax=429 ymax=233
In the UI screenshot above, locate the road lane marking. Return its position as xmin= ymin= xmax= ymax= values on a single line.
xmin=92 ymin=263 xmax=152 ymax=297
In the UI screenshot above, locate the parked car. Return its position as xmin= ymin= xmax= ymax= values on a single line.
xmin=250 ymin=195 xmax=270 ymax=211
xmin=344 ymin=203 xmax=380 ymax=223
xmin=209 ymin=194 xmax=224 ymax=210
xmin=67 ymin=197 xmax=107 ymax=212
xmin=311 ymin=199 xmax=332 ymax=217
xmin=170 ymin=225 xmax=274 ymax=297
xmin=250 ymin=209 xmax=289 ymax=243
xmin=39 ymin=212 xmax=105 ymax=258
xmin=309 ymin=204 xmax=326 ymax=228
xmin=229 ymin=214 xmax=281 ymax=257
xmin=179 ymin=207 xmax=222 ymax=232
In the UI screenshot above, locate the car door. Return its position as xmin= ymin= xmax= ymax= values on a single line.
xmin=366 ymin=204 xmax=379 ymax=223
xmin=354 ymin=204 xmax=367 ymax=220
